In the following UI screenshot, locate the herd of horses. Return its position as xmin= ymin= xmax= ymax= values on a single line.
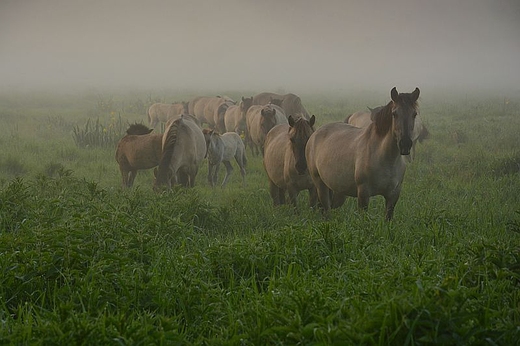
xmin=116 ymin=88 xmax=426 ymax=220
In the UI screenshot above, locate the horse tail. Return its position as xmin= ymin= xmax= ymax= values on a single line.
xmin=157 ymin=118 xmax=181 ymax=181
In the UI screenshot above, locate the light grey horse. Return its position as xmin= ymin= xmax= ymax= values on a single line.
xmin=203 ymin=129 xmax=247 ymax=188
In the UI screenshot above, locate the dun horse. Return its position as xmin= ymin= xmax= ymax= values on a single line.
xmin=263 ymin=115 xmax=317 ymax=207
xmin=153 ymin=115 xmax=206 ymax=190
xmin=148 ymin=102 xmax=188 ymax=129
xmin=203 ymin=129 xmax=247 ymax=188
xmin=345 ymin=105 xmax=429 ymax=162
xmin=115 ymin=123 xmax=162 ymax=188
xmin=306 ymin=87 xmax=420 ymax=220
xmin=246 ymin=103 xmax=288 ymax=156
xmin=252 ymin=92 xmax=310 ymax=120
xmin=224 ymin=96 xmax=253 ymax=134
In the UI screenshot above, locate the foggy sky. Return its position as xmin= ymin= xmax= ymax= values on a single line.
xmin=1 ymin=0 xmax=519 ymax=93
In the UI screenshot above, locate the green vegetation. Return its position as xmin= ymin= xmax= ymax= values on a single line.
xmin=0 ymin=88 xmax=519 ymax=345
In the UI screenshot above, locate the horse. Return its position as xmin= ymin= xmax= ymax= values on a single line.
xmin=245 ymin=103 xmax=288 ymax=156
xmin=263 ymin=115 xmax=317 ymax=207
xmin=345 ymin=105 xmax=429 ymax=162
xmin=306 ymin=87 xmax=420 ymax=220
xmin=148 ymin=102 xmax=188 ymax=129
xmin=224 ymin=96 xmax=253 ymax=134
xmin=153 ymin=115 xmax=206 ymax=190
xmin=115 ymin=123 xmax=162 ymax=188
xmin=252 ymin=92 xmax=310 ymax=120
xmin=190 ymin=96 xmax=235 ymax=129
xmin=214 ymin=100 xmax=236 ymax=134
xmin=203 ymin=129 xmax=247 ymax=188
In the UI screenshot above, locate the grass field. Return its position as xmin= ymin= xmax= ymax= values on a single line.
xmin=1 ymin=87 xmax=519 ymax=345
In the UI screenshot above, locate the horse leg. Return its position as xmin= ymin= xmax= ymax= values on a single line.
xmin=189 ymin=167 xmax=198 ymax=188
xmin=127 ymin=170 xmax=138 ymax=188
xmin=221 ymin=161 xmax=233 ymax=188
xmin=208 ymin=163 xmax=215 ymax=187
xmin=315 ymin=178 xmax=331 ymax=212
xmin=287 ymin=187 xmax=299 ymax=208
xmin=120 ymin=167 xmax=129 ymax=188
xmin=177 ymin=171 xmax=189 ymax=187
xmin=214 ymin=162 xmax=221 ymax=188
xmin=236 ymin=154 xmax=247 ymax=187
xmin=356 ymin=185 xmax=371 ymax=214
xmin=384 ymin=190 xmax=401 ymax=221
xmin=331 ymin=192 xmax=347 ymax=209
xmin=308 ymin=187 xmax=318 ymax=208
xmin=268 ymin=180 xmax=282 ymax=206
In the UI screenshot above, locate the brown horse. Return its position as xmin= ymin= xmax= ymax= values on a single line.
xmin=345 ymin=105 xmax=429 ymax=162
xmin=263 ymin=115 xmax=317 ymax=207
xmin=245 ymin=103 xmax=288 ymax=156
xmin=224 ymin=96 xmax=253 ymax=134
xmin=148 ymin=102 xmax=188 ymax=129
xmin=203 ymin=129 xmax=247 ymax=188
xmin=153 ymin=115 xmax=206 ymax=190
xmin=115 ymin=123 xmax=162 ymax=188
xmin=306 ymin=87 xmax=420 ymax=220
xmin=253 ymin=92 xmax=310 ymax=119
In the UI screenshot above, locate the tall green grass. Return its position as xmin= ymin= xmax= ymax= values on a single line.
xmin=0 ymin=88 xmax=519 ymax=344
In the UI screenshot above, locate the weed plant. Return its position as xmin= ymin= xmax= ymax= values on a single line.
xmin=0 ymin=88 xmax=519 ymax=345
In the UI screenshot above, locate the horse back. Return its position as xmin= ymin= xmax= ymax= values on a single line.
xmin=346 ymin=111 xmax=372 ymax=128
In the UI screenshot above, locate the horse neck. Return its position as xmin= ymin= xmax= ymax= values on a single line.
xmin=207 ymin=136 xmax=223 ymax=163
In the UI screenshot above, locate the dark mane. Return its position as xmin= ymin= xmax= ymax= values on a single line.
xmin=372 ymin=101 xmax=393 ymax=136
xmin=126 ymin=123 xmax=152 ymax=135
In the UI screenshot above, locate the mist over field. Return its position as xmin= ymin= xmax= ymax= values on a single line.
xmin=1 ymin=0 xmax=519 ymax=94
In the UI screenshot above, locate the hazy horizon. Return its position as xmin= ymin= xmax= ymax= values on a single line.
xmin=1 ymin=0 xmax=519 ymax=94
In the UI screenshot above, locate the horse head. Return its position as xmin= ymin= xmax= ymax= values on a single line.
xmin=288 ymin=114 xmax=316 ymax=175
xmin=390 ymin=87 xmax=420 ymax=155
xmin=260 ymin=105 xmax=277 ymax=135
xmin=240 ymin=96 xmax=253 ymax=112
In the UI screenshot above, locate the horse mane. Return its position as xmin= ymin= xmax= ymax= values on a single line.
xmin=372 ymin=102 xmax=393 ymax=136
xmin=126 ymin=123 xmax=152 ymax=135
xmin=373 ymin=94 xmax=418 ymax=137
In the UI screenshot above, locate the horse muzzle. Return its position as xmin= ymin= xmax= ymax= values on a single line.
xmin=399 ymin=137 xmax=413 ymax=156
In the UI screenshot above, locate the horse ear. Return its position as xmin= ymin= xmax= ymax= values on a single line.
xmin=288 ymin=115 xmax=295 ymax=127
xmin=309 ymin=115 xmax=316 ymax=127
xmin=411 ymin=87 xmax=420 ymax=101
xmin=391 ymin=87 xmax=399 ymax=102
xmin=242 ymin=96 xmax=245 ymax=101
